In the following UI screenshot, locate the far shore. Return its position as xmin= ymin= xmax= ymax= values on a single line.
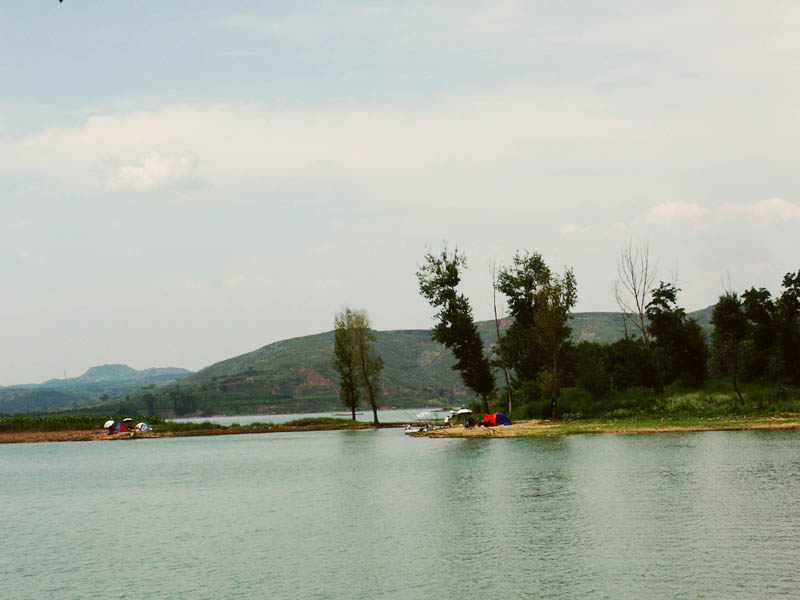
xmin=418 ymin=415 xmax=800 ymax=438
xmin=0 ymin=421 xmax=402 ymax=444
xmin=5 ymin=415 xmax=800 ymax=444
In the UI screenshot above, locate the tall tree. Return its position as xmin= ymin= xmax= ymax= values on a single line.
xmin=417 ymin=247 xmax=495 ymax=412
xmin=615 ymin=240 xmax=658 ymax=349
xmin=776 ymin=269 xmax=800 ymax=384
xmin=491 ymin=262 xmax=513 ymax=413
xmin=646 ymin=282 xmax=708 ymax=387
xmin=332 ymin=307 xmax=384 ymax=424
xmin=351 ymin=309 xmax=384 ymax=425
xmin=711 ymin=292 xmax=749 ymax=403
xmin=332 ymin=308 xmax=361 ymax=420
xmin=496 ymin=251 xmax=551 ymax=383
xmin=535 ymin=268 xmax=577 ymax=418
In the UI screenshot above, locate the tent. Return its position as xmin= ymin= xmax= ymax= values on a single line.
xmin=135 ymin=422 xmax=152 ymax=432
xmin=114 ymin=422 xmax=130 ymax=433
xmin=482 ymin=412 xmax=512 ymax=427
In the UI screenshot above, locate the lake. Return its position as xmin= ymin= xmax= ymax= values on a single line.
xmin=2 ymin=429 xmax=799 ymax=598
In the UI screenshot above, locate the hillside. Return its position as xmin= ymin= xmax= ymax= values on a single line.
xmin=0 ymin=364 xmax=193 ymax=414
xmin=176 ymin=309 xmax=714 ymax=414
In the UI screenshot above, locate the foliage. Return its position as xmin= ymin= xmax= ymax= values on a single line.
xmin=417 ymin=246 xmax=495 ymax=411
xmin=332 ymin=308 xmax=362 ymax=419
xmin=646 ymin=282 xmax=708 ymax=388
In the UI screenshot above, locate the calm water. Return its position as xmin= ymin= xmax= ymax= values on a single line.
xmin=171 ymin=408 xmax=442 ymax=426
xmin=2 ymin=429 xmax=800 ymax=598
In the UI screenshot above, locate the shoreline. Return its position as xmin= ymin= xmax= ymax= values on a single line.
xmin=0 ymin=421 xmax=402 ymax=444
xmin=418 ymin=415 xmax=800 ymax=438
xmin=5 ymin=415 xmax=800 ymax=444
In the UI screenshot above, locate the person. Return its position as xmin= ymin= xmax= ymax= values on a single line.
xmin=465 ymin=416 xmax=475 ymax=428
xmin=444 ymin=415 xmax=451 ymax=427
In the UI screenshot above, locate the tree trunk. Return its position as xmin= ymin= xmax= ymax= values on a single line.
xmin=351 ymin=406 xmax=356 ymax=420
xmin=550 ymin=346 xmax=559 ymax=420
xmin=492 ymin=264 xmax=513 ymax=413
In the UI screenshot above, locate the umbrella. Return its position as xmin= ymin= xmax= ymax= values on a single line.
xmin=122 ymin=418 xmax=133 ymax=423
xmin=456 ymin=408 xmax=473 ymax=415
xmin=103 ymin=420 xmax=115 ymax=428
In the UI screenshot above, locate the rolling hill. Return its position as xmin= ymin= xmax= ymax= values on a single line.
xmin=174 ymin=308 xmax=714 ymax=414
xmin=0 ymin=364 xmax=192 ymax=414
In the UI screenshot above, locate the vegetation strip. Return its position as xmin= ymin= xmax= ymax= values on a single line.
xmin=0 ymin=416 xmax=401 ymax=444
xmin=418 ymin=416 xmax=800 ymax=438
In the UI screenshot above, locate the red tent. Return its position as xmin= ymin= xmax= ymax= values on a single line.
xmin=482 ymin=413 xmax=496 ymax=426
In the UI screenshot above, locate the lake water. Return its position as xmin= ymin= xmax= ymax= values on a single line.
xmin=170 ymin=408 xmax=444 ymax=426
xmin=2 ymin=429 xmax=800 ymax=598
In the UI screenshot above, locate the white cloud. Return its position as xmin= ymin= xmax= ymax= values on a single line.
xmin=108 ymin=152 xmax=198 ymax=191
xmin=718 ymin=197 xmax=800 ymax=224
xmin=650 ymin=202 xmax=710 ymax=222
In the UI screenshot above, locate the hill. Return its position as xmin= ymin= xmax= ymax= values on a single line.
xmin=174 ymin=308 xmax=714 ymax=415
xmin=0 ymin=365 xmax=192 ymax=414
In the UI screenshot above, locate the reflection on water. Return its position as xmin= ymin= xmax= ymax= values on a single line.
xmin=2 ymin=430 xmax=800 ymax=598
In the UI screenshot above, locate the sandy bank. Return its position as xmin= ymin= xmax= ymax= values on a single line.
xmin=1 ymin=422 xmax=400 ymax=444
xmin=419 ymin=416 xmax=800 ymax=438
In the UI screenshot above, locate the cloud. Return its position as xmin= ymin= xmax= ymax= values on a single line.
xmin=650 ymin=202 xmax=710 ymax=222
xmin=718 ymin=197 xmax=800 ymax=224
xmin=108 ymin=152 xmax=198 ymax=191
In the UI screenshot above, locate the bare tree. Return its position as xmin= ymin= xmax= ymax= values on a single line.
xmin=491 ymin=261 xmax=513 ymax=413
xmin=615 ymin=240 xmax=658 ymax=349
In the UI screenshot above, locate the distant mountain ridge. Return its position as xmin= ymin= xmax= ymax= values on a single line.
xmin=0 ymin=364 xmax=192 ymax=414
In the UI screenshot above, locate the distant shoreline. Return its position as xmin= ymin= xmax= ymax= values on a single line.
xmin=0 ymin=421 xmax=403 ymax=444
xmin=418 ymin=416 xmax=800 ymax=438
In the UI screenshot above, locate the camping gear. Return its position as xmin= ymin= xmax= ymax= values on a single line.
xmin=482 ymin=412 xmax=512 ymax=427
xmin=115 ymin=422 xmax=130 ymax=433
xmin=135 ymin=422 xmax=152 ymax=432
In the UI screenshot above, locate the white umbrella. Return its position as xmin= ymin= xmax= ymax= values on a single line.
xmin=456 ymin=408 xmax=473 ymax=415
xmin=103 ymin=420 xmax=115 ymax=428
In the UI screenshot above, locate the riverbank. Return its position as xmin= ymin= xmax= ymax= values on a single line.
xmin=0 ymin=419 xmax=401 ymax=444
xmin=419 ymin=415 xmax=800 ymax=438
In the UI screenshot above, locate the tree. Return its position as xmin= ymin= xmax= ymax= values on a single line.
xmin=776 ymin=270 xmax=800 ymax=384
xmin=615 ymin=240 xmax=658 ymax=348
xmin=417 ymin=247 xmax=495 ymax=412
xmin=710 ymin=292 xmax=748 ymax=404
xmin=142 ymin=392 xmax=157 ymax=416
xmin=332 ymin=308 xmax=361 ymax=420
xmin=491 ymin=262 xmax=513 ymax=413
xmin=535 ymin=268 xmax=577 ymax=418
xmin=646 ymin=282 xmax=708 ymax=387
xmin=332 ymin=307 xmax=384 ymax=425
xmin=496 ymin=251 xmax=551 ymax=383
xmin=170 ymin=388 xmax=197 ymax=415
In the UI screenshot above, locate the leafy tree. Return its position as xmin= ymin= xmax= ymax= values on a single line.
xmin=417 ymin=247 xmax=495 ymax=412
xmin=496 ymin=251 xmax=550 ymax=383
xmin=332 ymin=308 xmax=384 ymax=425
xmin=776 ymin=270 xmax=800 ymax=384
xmin=142 ymin=392 xmax=157 ymax=416
xmin=332 ymin=308 xmax=362 ymax=420
xmin=646 ymin=282 xmax=708 ymax=387
xmin=535 ymin=267 xmax=577 ymax=418
xmin=710 ymin=292 xmax=748 ymax=403
xmin=169 ymin=388 xmax=197 ymax=415
xmin=741 ymin=287 xmax=778 ymax=381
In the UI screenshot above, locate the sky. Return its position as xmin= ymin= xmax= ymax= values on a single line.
xmin=2 ymin=1 xmax=799 ymax=385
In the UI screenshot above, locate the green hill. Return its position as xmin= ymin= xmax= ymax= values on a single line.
xmin=175 ymin=309 xmax=714 ymax=414
xmin=0 ymin=365 xmax=192 ymax=414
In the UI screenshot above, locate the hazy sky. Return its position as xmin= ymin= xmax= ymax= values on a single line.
xmin=2 ymin=1 xmax=799 ymax=384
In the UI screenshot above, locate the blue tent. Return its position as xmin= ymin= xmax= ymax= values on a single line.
xmin=495 ymin=412 xmax=512 ymax=426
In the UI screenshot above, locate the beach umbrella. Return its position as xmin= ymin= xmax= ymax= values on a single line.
xmin=456 ymin=408 xmax=473 ymax=415
xmin=122 ymin=418 xmax=133 ymax=422
xmin=103 ymin=420 xmax=115 ymax=428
